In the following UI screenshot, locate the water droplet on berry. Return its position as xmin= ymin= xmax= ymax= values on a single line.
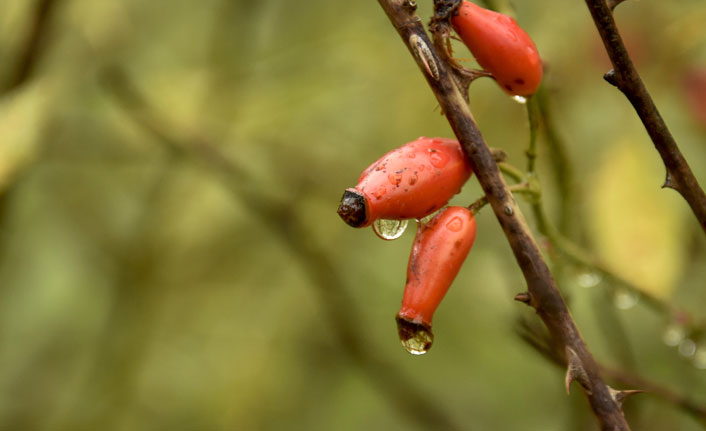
xmin=512 ymin=95 xmax=527 ymax=104
xmin=388 ymin=173 xmax=403 ymax=186
xmin=396 ymin=317 xmax=433 ymax=355
xmin=429 ymin=151 xmax=448 ymax=168
xmin=445 ymin=216 xmax=463 ymax=232
xmin=372 ymin=186 xmax=387 ymax=199
xmin=372 ymin=219 xmax=408 ymax=240
xmin=408 ymin=173 xmax=418 ymax=186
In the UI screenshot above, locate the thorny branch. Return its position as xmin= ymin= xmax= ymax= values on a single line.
xmin=517 ymin=321 xmax=706 ymax=427
xmin=583 ymin=0 xmax=706 ymax=234
xmin=377 ymin=0 xmax=629 ymax=429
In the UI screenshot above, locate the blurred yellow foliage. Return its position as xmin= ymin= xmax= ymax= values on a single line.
xmin=588 ymin=138 xmax=687 ymax=299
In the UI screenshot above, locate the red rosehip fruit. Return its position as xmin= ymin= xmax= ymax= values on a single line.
xmin=396 ymin=206 xmax=477 ymax=354
xmin=338 ymin=137 xmax=472 ymax=228
xmin=451 ymin=1 xmax=543 ymax=96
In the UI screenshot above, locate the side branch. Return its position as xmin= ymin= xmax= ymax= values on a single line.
xmin=376 ymin=1 xmax=629 ymax=429
xmin=583 ymin=0 xmax=706 ymax=234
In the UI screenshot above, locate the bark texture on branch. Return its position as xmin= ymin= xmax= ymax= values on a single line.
xmin=376 ymin=1 xmax=630 ymax=429
xmin=584 ymin=0 xmax=706 ymax=234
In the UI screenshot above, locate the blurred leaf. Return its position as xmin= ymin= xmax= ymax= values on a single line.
xmin=588 ymin=138 xmax=686 ymax=299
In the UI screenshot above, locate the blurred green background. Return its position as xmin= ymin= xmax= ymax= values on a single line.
xmin=0 ymin=0 xmax=705 ymax=429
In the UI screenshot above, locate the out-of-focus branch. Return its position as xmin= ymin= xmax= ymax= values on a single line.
xmin=516 ymin=322 xmax=706 ymax=427
xmin=100 ymin=67 xmax=461 ymax=430
xmin=378 ymin=1 xmax=629 ymax=428
xmin=1 ymin=0 xmax=60 ymax=94
xmin=583 ymin=0 xmax=706 ymax=234
xmin=530 ymin=200 xmax=706 ymax=334
xmin=534 ymin=87 xmax=575 ymax=234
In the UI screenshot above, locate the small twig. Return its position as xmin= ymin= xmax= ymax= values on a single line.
xmin=468 ymin=182 xmax=538 ymax=214
xmin=583 ymin=0 xmax=706 ymax=234
xmin=498 ymin=162 xmax=525 ymax=183
xmin=525 ymin=97 xmax=539 ymax=175
xmin=534 ymin=87 xmax=575 ymax=235
xmin=378 ymin=1 xmax=630 ymax=428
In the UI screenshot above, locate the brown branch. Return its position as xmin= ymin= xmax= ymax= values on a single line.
xmin=377 ymin=1 xmax=629 ymax=429
xmin=583 ymin=0 xmax=706 ymax=234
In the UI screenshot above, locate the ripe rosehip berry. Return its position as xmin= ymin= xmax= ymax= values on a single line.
xmin=337 ymin=137 xmax=472 ymax=228
xmin=451 ymin=1 xmax=543 ymax=96
xmin=396 ymin=206 xmax=477 ymax=354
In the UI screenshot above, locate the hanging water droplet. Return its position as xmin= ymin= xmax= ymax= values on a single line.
xmin=396 ymin=317 xmax=433 ymax=355
xmin=373 ymin=219 xmax=408 ymax=240
xmin=662 ymin=324 xmax=685 ymax=347
xmin=613 ymin=288 xmax=638 ymax=310
xmin=678 ymin=338 xmax=696 ymax=357
xmin=576 ymin=271 xmax=602 ymax=288
xmin=693 ymin=345 xmax=706 ymax=369
xmin=512 ymin=95 xmax=527 ymax=104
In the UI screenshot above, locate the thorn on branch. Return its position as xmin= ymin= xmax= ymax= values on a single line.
xmin=606 ymin=0 xmax=627 ymax=11
xmin=514 ymin=292 xmax=532 ymax=305
xmin=608 ymin=387 xmax=644 ymax=408
xmin=662 ymin=172 xmax=678 ymax=191
xmin=565 ymin=347 xmax=592 ymax=395
xmin=603 ymin=69 xmax=618 ymax=87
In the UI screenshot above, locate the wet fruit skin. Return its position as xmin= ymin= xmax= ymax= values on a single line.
xmin=337 ymin=137 xmax=472 ymax=228
xmin=397 ymin=206 xmax=477 ymax=330
xmin=451 ymin=1 xmax=543 ymax=96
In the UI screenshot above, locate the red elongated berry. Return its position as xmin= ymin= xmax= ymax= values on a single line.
xmin=337 ymin=137 xmax=472 ymax=228
xmin=396 ymin=206 xmax=477 ymax=354
xmin=451 ymin=1 xmax=542 ymax=96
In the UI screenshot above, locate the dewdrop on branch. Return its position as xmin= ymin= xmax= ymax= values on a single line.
xmin=396 ymin=207 xmax=477 ymax=355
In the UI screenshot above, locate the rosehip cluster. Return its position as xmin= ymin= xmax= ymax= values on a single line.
xmin=337 ymin=2 xmax=542 ymax=354
xmin=338 ymin=137 xmax=476 ymax=354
